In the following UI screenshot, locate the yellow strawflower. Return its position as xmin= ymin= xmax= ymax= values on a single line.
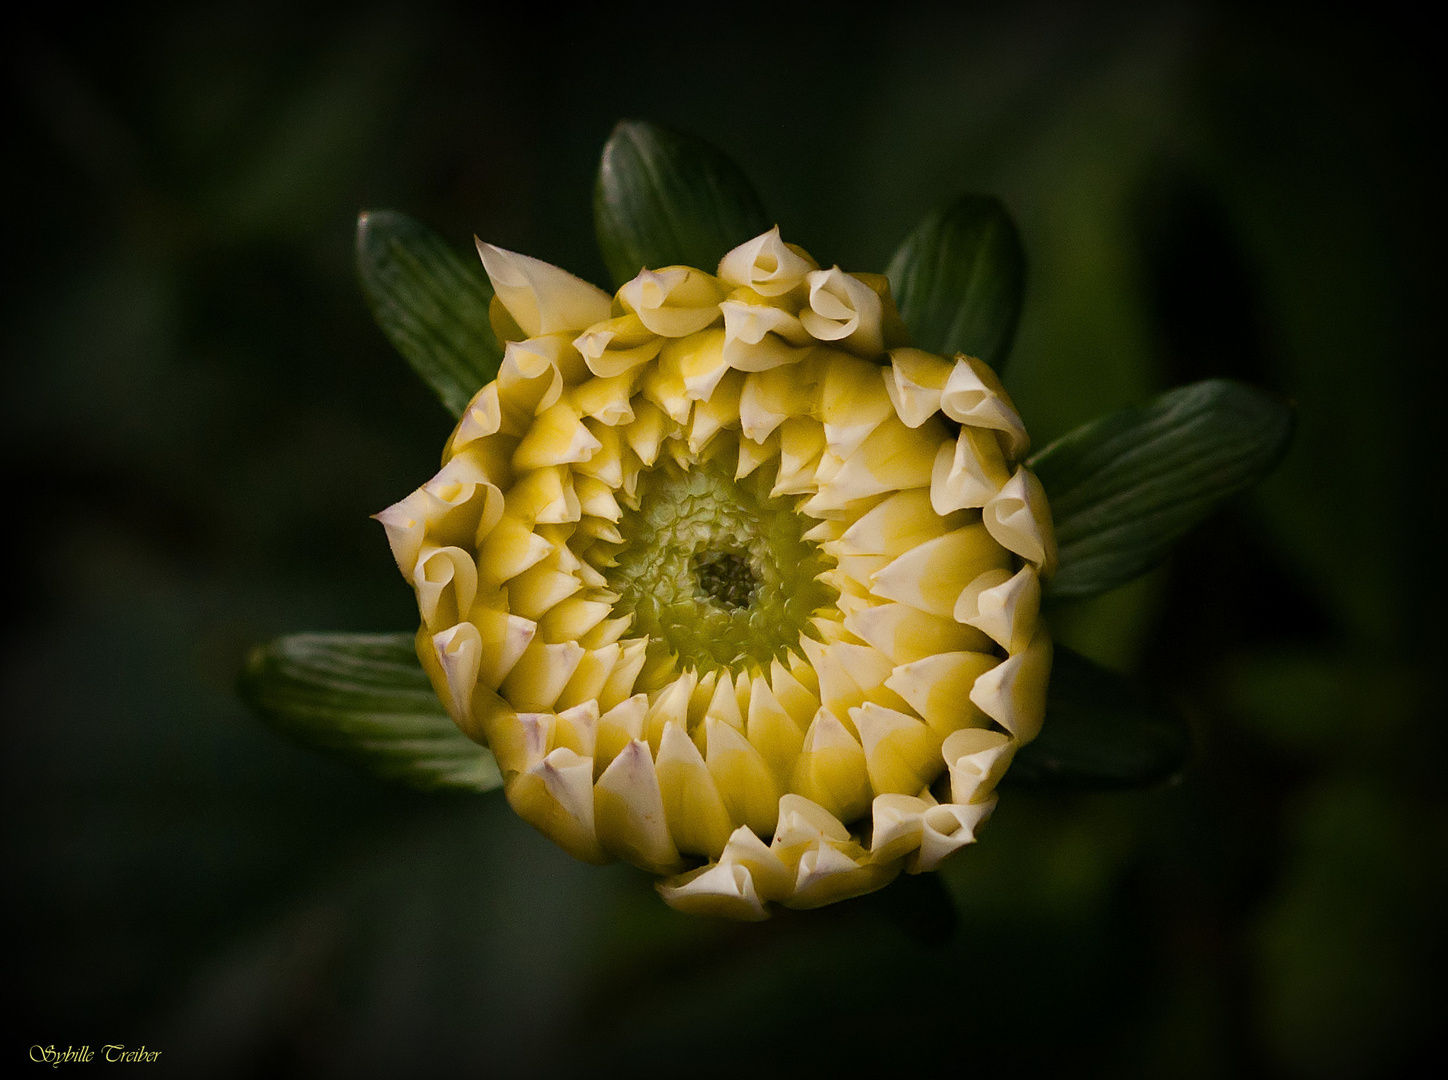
xmin=376 ymin=226 xmax=1054 ymax=918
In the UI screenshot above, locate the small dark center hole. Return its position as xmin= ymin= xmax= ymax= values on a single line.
xmin=693 ymin=551 xmax=759 ymax=610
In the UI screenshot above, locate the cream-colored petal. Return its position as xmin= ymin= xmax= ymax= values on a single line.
xmin=941 ymin=354 xmax=1029 ymax=458
xmin=786 ymin=841 xmax=899 ymax=909
xmin=800 ymin=267 xmax=884 ymax=357
xmin=458 ymin=607 xmax=534 ymax=694
xmin=375 ymin=489 xmax=442 ymax=579
xmin=983 ymin=467 xmax=1057 ymax=574
xmin=505 ymin=466 xmax=581 ymax=526
xmin=968 ymin=628 xmax=1051 ymax=743
xmin=930 ymin=426 xmax=1012 ymax=513
xmin=772 ymin=793 xmax=851 ymax=848
xmin=718 ymin=227 xmax=816 ymax=296
xmin=884 ymin=650 xmax=997 ymax=740
xmin=449 ymin=382 xmax=507 ymax=450
xmin=431 ymin=622 xmax=482 ymax=736
xmin=739 ymin=364 xmax=816 ymax=444
xmin=838 ymin=488 xmax=955 ymax=556
xmin=941 ymin=727 xmax=1016 ymax=805
xmin=657 ymin=859 xmax=768 ymax=921
xmin=571 ymin=371 xmax=641 ymax=426
xmin=746 ymin=676 xmax=807 ymax=789
xmin=884 ymin=348 xmax=952 ymax=428
xmin=913 ymin=799 xmax=995 ymax=871
xmin=504 ymin=747 xmax=608 ymax=863
xmin=497 ymin=337 xmax=567 ymax=423
xmin=656 ymin=721 xmax=735 ymax=859
xmin=869 ymin=793 xmax=930 ymax=864
xmin=413 ymin=545 xmax=478 ymax=630
xmin=594 ymin=738 xmax=681 ymax=873
xmin=477 ymin=242 xmax=612 ymax=338
xmin=870 ymin=523 xmax=1011 ymax=616
xmin=597 ymin=638 xmax=647 ymax=712
xmin=956 ymin=564 xmax=1040 ymax=654
xmin=618 ymin=266 xmax=725 ymax=337
xmin=536 ymin=595 xmax=611 ymax=644
xmin=721 ymin=825 xmax=795 ymax=900
xmin=820 ymin=355 xmax=893 ymax=457
xmin=771 ymin=417 xmax=826 ymax=496
xmin=573 ymin=314 xmax=663 ymax=379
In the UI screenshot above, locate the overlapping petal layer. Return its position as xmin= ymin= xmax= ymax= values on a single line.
xmin=380 ymin=230 xmax=1054 ymax=917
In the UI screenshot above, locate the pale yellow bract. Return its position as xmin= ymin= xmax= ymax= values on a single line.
xmin=377 ymin=226 xmax=1055 ymax=919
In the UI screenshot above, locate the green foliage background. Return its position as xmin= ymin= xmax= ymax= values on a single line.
xmin=3 ymin=4 xmax=1443 ymax=1076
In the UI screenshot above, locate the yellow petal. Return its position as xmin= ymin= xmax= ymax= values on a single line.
xmin=845 ymin=601 xmax=991 ymax=664
xmin=852 ymin=702 xmax=944 ymax=795
xmin=791 ymin=709 xmax=870 ymax=824
xmin=500 ymin=638 xmax=585 ymax=711
xmin=504 ymin=747 xmax=608 ymax=863
xmin=656 ymin=721 xmax=735 ymax=859
xmin=511 ymin=401 xmax=602 ymax=470
xmin=705 ymin=718 xmax=781 ymax=838
xmin=884 ymin=651 xmax=997 ymax=740
xmin=870 ymin=522 xmax=1011 ymax=617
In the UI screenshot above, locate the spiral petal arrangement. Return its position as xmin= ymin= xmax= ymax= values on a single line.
xmin=379 ymin=229 xmax=1054 ymax=918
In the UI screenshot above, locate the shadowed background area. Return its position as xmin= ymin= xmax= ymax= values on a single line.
xmin=3 ymin=3 xmax=1443 ymax=1076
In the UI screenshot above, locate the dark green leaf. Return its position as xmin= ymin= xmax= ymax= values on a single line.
xmin=240 ymin=632 xmax=502 ymax=793
xmin=594 ymin=120 xmax=770 ymax=288
xmin=356 ymin=210 xmax=503 ymax=418
xmin=885 ymin=195 xmax=1026 ymax=369
xmin=1034 ymin=379 xmax=1295 ymax=602
xmin=1008 ymin=645 xmax=1189 ymax=788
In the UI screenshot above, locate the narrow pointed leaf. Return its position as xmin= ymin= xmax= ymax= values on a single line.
xmin=1034 ymin=379 xmax=1295 ymax=602
xmin=1008 ymin=645 xmax=1189 ymax=787
xmin=594 ymin=120 xmax=770 ymax=288
xmin=240 ymin=632 xmax=502 ymax=793
xmin=885 ymin=195 xmax=1025 ymax=369
xmin=356 ymin=210 xmax=503 ymax=418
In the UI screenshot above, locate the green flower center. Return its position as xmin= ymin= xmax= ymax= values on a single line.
xmin=605 ymin=452 xmax=837 ymax=677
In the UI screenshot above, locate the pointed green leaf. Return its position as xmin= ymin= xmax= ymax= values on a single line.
xmin=1034 ymin=379 xmax=1295 ymax=602
xmin=885 ymin=195 xmax=1026 ymax=369
xmin=356 ymin=210 xmax=503 ymax=418
xmin=240 ymin=632 xmax=502 ymax=793
xmin=1008 ymin=645 xmax=1189 ymax=788
xmin=594 ymin=120 xmax=770 ymax=288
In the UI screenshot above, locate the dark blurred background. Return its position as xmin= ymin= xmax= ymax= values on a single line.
xmin=3 ymin=3 xmax=1443 ymax=1076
